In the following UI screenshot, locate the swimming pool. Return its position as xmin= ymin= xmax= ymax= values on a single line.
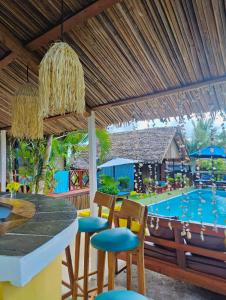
xmin=148 ymin=189 xmax=226 ymax=226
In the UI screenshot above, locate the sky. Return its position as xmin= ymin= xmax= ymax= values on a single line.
xmin=108 ymin=112 xmax=225 ymax=139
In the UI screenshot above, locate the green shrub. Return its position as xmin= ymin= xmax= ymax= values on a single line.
xmin=98 ymin=174 xmax=119 ymax=195
xmin=166 ymin=176 xmax=174 ymax=184
xmin=98 ymin=185 xmax=119 ymax=195
xmin=118 ymin=176 xmax=130 ymax=190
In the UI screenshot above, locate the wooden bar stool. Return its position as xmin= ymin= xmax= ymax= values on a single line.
xmin=95 ymin=290 xmax=148 ymax=300
xmin=62 ymin=191 xmax=115 ymax=300
xmin=91 ymin=199 xmax=148 ymax=295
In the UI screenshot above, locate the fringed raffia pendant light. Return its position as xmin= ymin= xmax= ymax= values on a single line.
xmin=11 ymin=65 xmax=43 ymax=139
xmin=39 ymin=0 xmax=85 ymax=117
xmin=11 ymin=81 xmax=43 ymax=139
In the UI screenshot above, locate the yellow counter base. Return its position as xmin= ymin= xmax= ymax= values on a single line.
xmin=0 ymin=255 xmax=62 ymax=300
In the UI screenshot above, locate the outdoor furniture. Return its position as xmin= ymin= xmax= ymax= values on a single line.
xmin=139 ymin=215 xmax=226 ymax=296
xmin=191 ymin=145 xmax=226 ymax=188
xmin=216 ymin=175 xmax=226 ymax=188
xmin=194 ymin=173 xmax=213 ymax=188
xmin=95 ymin=290 xmax=148 ymax=300
xmin=62 ymin=191 xmax=115 ymax=300
xmin=91 ymin=199 xmax=148 ymax=295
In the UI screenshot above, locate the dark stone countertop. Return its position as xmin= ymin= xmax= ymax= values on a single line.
xmin=0 ymin=193 xmax=77 ymax=256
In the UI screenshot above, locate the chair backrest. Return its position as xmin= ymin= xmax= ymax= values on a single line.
xmin=94 ymin=191 xmax=116 ymax=227
xmin=114 ymin=199 xmax=148 ymax=240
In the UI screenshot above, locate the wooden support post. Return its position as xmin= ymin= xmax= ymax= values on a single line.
xmin=88 ymin=112 xmax=98 ymax=273
xmin=0 ymin=130 xmax=6 ymax=192
xmin=88 ymin=111 xmax=97 ymax=216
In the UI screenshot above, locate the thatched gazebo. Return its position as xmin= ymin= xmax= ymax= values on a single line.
xmin=107 ymin=127 xmax=189 ymax=191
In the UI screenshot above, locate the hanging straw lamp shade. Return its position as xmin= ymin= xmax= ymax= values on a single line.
xmin=39 ymin=41 xmax=85 ymax=117
xmin=11 ymin=83 xmax=43 ymax=139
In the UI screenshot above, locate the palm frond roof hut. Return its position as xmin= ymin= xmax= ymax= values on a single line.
xmin=107 ymin=127 xmax=189 ymax=163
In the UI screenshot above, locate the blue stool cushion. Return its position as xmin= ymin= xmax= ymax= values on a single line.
xmin=95 ymin=290 xmax=148 ymax=300
xmin=91 ymin=227 xmax=140 ymax=252
xmin=78 ymin=217 xmax=109 ymax=233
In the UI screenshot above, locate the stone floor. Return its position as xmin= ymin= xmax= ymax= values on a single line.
xmin=114 ymin=265 xmax=225 ymax=300
xmin=63 ymin=258 xmax=225 ymax=300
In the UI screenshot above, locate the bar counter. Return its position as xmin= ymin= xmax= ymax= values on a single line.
xmin=0 ymin=193 xmax=78 ymax=300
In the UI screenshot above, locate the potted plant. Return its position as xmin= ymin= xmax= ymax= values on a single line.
xmin=166 ymin=176 xmax=175 ymax=190
xmin=175 ymin=174 xmax=182 ymax=188
xmin=143 ymin=177 xmax=154 ymax=193
xmin=6 ymin=181 xmax=21 ymax=198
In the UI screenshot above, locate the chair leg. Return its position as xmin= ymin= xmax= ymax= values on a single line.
xmin=83 ymin=232 xmax=90 ymax=300
xmin=97 ymin=250 xmax=106 ymax=294
xmin=108 ymin=252 xmax=116 ymax=290
xmin=73 ymin=232 xmax=81 ymax=300
xmin=126 ymin=252 xmax=132 ymax=290
xmin=137 ymin=246 xmax=145 ymax=295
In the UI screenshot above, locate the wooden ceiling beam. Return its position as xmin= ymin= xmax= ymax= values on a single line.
xmin=0 ymin=111 xmax=90 ymax=131
xmin=26 ymin=0 xmax=121 ymax=51
xmin=0 ymin=24 xmax=39 ymax=72
xmin=92 ymin=75 xmax=226 ymax=111
xmin=0 ymin=0 xmax=121 ymax=69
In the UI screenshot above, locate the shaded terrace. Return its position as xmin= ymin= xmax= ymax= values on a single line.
xmin=0 ymin=1 xmax=226 ymax=300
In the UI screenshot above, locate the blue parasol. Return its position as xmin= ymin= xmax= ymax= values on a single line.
xmin=190 ymin=145 xmax=226 ymax=159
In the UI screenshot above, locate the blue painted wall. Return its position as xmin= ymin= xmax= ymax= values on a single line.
xmin=97 ymin=164 xmax=134 ymax=191
xmin=54 ymin=170 xmax=69 ymax=193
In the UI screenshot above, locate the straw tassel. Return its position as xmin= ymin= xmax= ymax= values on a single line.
xmin=39 ymin=42 xmax=85 ymax=117
xmin=11 ymin=83 xmax=43 ymax=139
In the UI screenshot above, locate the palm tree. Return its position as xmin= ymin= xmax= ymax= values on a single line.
xmin=38 ymin=128 xmax=111 ymax=194
xmin=186 ymin=119 xmax=215 ymax=153
xmin=10 ymin=129 xmax=111 ymax=194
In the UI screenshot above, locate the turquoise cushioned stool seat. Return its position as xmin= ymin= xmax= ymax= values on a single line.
xmin=79 ymin=217 xmax=109 ymax=233
xmin=91 ymin=227 xmax=139 ymax=252
xmin=95 ymin=290 xmax=148 ymax=300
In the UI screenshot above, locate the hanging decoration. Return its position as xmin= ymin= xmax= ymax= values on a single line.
xmin=11 ymin=66 xmax=43 ymax=139
xmin=39 ymin=0 xmax=85 ymax=117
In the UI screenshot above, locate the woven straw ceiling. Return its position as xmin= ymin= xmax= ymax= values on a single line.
xmin=0 ymin=0 xmax=226 ymax=134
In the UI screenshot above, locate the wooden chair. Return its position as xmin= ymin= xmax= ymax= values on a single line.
xmin=91 ymin=199 xmax=148 ymax=295
xmin=62 ymin=191 xmax=115 ymax=300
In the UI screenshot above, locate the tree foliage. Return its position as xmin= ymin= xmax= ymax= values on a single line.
xmin=9 ymin=128 xmax=111 ymax=194
xmin=186 ymin=119 xmax=225 ymax=153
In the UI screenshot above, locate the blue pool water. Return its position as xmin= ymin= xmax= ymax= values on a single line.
xmin=0 ymin=205 xmax=11 ymax=221
xmin=148 ymin=189 xmax=226 ymax=226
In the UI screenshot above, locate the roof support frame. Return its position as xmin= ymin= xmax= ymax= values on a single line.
xmin=92 ymin=75 xmax=226 ymax=111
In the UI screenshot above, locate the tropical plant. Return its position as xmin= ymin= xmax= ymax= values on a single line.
xmin=118 ymin=176 xmax=130 ymax=191
xmin=175 ymin=174 xmax=182 ymax=182
xmin=186 ymin=119 xmax=225 ymax=153
xmin=98 ymin=174 xmax=119 ymax=195
xmin=186 ymin=119 xmax=215 ymax=153
xmin=17 ymin=139 xmax=47 ymax=193
xmin=166 ymin=176 xmax=174 ymax=184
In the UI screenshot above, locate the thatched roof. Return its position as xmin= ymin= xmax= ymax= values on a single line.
xmin=107 ymin=127 xmax=187 ymax=163
xmin=0 ymin=1 xmax=226 ymax=134
xmin=71 ymin=157 xmax=89 ymax=170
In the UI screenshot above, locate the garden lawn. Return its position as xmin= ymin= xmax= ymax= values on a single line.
xmin=127 ymin=187 xmax=194 ymax=206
